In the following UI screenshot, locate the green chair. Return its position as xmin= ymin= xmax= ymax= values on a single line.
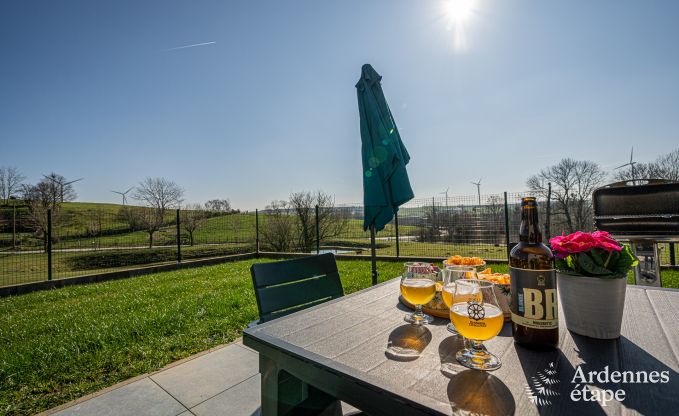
xmin=250 ymin=253 xmax=344 ymax=325
xmin=251 ymin=254 xmax=364 ymax=415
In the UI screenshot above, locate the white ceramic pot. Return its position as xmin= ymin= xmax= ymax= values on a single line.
xmin=557 ymin=272 xmax=627 ymax=339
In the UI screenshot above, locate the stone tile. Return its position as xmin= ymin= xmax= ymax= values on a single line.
xmin=54 ymin=378 xmax=186 ymax=416
xmin=151 ymin=344 xmax=259 ymax=408
xmin=234 ymin=338 xmax=257 ymax=353
xmin=191 ymin=374 xmax=261 ymax=416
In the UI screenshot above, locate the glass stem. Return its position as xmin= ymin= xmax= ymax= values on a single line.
xmin=470 ymin=340 xmax=485 ymax=352
xmin=415 ymin=304 xmax=423 ymax=317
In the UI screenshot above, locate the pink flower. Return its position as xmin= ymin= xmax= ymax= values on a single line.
xmin=549 ymin=230 xmax=622 ymax=256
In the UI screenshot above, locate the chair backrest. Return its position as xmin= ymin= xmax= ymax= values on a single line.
xmin=250 ymin=253 xmax=344 ymax=323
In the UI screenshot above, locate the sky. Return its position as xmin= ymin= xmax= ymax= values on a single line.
xmin=2 ymin=0 xmax=678 ymax=209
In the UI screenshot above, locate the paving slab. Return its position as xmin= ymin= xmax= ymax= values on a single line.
xmin=191 ymin=374 xmax=261 ymax=416
xmin=53 ymin=378 xmax=187 ymax=416
xmin=150 ymin=344 xmax=259 ymax=408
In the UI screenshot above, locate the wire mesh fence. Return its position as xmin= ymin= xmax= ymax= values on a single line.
xmin=0 ymin=204 xmax=256 ymax=287
xmin=1 ymin=192 xmax=676 ymax=289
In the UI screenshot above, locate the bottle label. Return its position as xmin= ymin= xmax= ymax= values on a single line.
xmin=509 ymin=267 xmax=558 ymax=330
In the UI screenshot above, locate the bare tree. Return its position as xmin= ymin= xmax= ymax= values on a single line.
xmin=613 ymin=148 xmax=679 ymax=182
xmin=261 ymin=200 xmax=296 ymax=252
xmin=181 ymin=203 xmax=208 ymax=246
xmin=527 ymin=158 xmax=606 ymax=233
xmin=289 ymin=191 xmax=348 ymax=252
xmin=133 ymin=177 xmax=184 ymax=221
xmin=613 ymin=162 xmax=654 ymax=182
xmin=0 ymin=167 xmax=26 ymax=205
xmin=205 ymin=199 xmax=232 ymax=213
xmin=124 ymin=206 xmax=163 ymax=248
xmin=21 ymin=181 xmax=59 ymax=250
xmin=652 ymin=148 xmax=679 ymax=181
xmin=42 ymin=172 xmax=78 ymax=203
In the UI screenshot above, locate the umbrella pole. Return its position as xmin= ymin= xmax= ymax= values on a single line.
xmin=370 ymin=224 xmax=378 ymax=286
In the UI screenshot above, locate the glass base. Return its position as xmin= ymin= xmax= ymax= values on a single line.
xmin=404 ymin=311 xmax=434 ymax=325
xmin=456 ymin=345 xmax=502 ymax=371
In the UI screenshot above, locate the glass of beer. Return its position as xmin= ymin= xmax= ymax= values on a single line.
xmin=450 ymin=279 xmax=503 ymax=371
xmin=442 ymin=266 xmax=477 ymax=334
xmin=401 ymin=263 xmax=437 ymax=325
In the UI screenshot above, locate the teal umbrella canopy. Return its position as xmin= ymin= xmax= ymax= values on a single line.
xmin=356 ymin=64 xmax=414 ymax=232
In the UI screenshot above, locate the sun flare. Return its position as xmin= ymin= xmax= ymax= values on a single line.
xmin=444 ymin=0 xmax=475 ymax=22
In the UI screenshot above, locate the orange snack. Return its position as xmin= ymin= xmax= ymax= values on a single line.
xmin=443 ymin=255 xmax=485 ymax=266
xmin=477 ymin=273 xmax=510 ymax=285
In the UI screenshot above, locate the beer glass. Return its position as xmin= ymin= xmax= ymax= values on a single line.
xmin=442 ymin=266 xmax=477 ymax=334
xmin=401 ymin=263 xmax=437 ymax=325
xmin=451 ymin=279 xmax=503 ymax=371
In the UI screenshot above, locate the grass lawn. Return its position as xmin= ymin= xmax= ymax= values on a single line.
xmin=0 ymin=257 xmax=403 ymax=415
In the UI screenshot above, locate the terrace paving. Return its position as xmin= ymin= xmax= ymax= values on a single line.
xmin=45 ymin=340 xmax=261 ymax=416
xmin=44 ymin=339 xmax=358 ymax=416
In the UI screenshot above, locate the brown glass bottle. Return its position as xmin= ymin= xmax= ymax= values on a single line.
xmin=509 ymin=197 xmax=558 ymax=349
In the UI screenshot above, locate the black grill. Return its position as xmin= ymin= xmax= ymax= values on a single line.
xmin=592 ymin=180 xmax=679 ymax=236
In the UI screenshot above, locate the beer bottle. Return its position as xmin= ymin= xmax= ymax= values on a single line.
xmin=510 ymin=197 xmax=558 ymax=349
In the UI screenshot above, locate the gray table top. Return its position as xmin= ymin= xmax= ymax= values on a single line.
xmin=244 ymin=278 xmax=679 ymax=415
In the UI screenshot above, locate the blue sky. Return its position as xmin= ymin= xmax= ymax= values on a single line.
xmin=2 ymin=0 xmax=678 ymax=209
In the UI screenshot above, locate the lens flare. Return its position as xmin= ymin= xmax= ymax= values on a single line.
xmin=444 ymin=0 xmax=475 ymax=23
xmin=443 ymin=0 xmax=477 ymax=52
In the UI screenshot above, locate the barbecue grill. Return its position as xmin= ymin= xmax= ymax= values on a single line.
xmin=592 ymin=179 xmax=679 ymax=286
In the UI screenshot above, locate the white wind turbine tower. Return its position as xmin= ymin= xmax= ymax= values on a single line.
xmin=615 ymin=147 xmax=637 ymax=184
xmin=471 ymin=178 xmax=482 ymax=206
xmin=440 ymin=187 xmax=449 ymax=208
xmin=111 ymin=187 xmax=134 ymax=205
xmin=43 ymin=174 xmax=83 ymax=202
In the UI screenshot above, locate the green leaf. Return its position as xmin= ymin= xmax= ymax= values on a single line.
xmin=610 ymin=245 xmax=639 ymax=276
xmin=589 ymin=248 xmax=606 ymax=267
xmin=577 ymin=252 xmax=615 ymax=276
xmin=555 ymin=258 xmax=569 ymax=272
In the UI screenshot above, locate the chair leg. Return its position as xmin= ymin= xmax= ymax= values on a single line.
xmin=259 ymin=354 xmax=341 ymax=416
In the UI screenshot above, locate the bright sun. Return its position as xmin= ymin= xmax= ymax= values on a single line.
xmin=444 ymin=0 xmax=475 ymax=22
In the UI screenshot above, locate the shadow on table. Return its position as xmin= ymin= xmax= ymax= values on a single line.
xmin=570 ymin=333 xmax=679 ymax=415
xmin=385 ymin=324 xmax=432 ymax=361
xmin=438 ymin=334 xmax=467 ymax=378
xmin=497 ymin=321 xmax=513 ymax=338
xmin=447 ymin=369 xmax=516 ymax=416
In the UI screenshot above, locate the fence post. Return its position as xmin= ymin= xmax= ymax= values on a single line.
xmin=176 ymin=209 xmax=181 ymax=263
xmin=255 ymin=209 xmax=260 ymax=257
xmin=670 ymin=243 xmax=676 ymax=266
xmin=395 ymin=211 xmax=400 ymax=259
xmin=503 ymin=192 xmax=510 ymax=260
xmin=545 ymin=182 xmax=552 ymax=240
xmin=12 ymin=204 xmax=17 ymax=250
xmin=47 ymin=209 xmax=52 ymax=281
xmin=315 ymin=205 xmax=320 ymax=254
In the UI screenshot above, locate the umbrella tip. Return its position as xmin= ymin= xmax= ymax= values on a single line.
xmin=361 ymin=64 xmax=381 ymax=80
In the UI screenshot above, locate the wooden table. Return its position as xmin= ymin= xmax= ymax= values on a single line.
xmin=243 ymin=278 xmax=679 ymax=415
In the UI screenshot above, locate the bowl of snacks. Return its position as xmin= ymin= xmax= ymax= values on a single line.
xmin=443 ymin=255 xmax=487 ymax=273
xmin=477 ymin=268 xmax=511 ymax=321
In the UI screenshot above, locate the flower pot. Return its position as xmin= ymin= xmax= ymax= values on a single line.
xmin=557 ymin=272 xmax=627 ymax=339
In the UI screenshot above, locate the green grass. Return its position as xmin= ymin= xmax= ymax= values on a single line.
xmin=0 ymin=258 xmax=403 ymax=415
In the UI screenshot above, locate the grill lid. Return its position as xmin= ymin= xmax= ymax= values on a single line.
xmin=592 ymin=179 xmax=679 ymax=235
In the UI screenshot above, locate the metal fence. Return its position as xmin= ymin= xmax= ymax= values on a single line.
xmin=0 ymin=205 xmax=255 ymax=288
xmin=1 ymin=192 xmax=676 ymax=289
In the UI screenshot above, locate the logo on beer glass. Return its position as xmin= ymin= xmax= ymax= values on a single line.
xmin=467 ymin=301 xmax=485 ymax=321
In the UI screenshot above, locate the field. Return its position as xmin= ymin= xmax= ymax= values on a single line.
xmin=0 ymin=257 xmax=404 ymax=415
xmin=2 ymin=201 xmax=677 ymax=288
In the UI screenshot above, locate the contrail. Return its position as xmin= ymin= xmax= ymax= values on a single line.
xmin=165 ymin=41 xmax=216 ymax=51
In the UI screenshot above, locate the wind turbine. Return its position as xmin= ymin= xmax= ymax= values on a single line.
xmin=111 ymin=187 xmax=134 ymax=205
xmin=43 ymin=174 xmax=83 ymax=202
xmin=440 ymin=187 xmax=449 ymax=208
xmin=471 ymin=178 xmax=482 ymax=206
xmin=614 ymin=147 xmax=637 ymax=183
